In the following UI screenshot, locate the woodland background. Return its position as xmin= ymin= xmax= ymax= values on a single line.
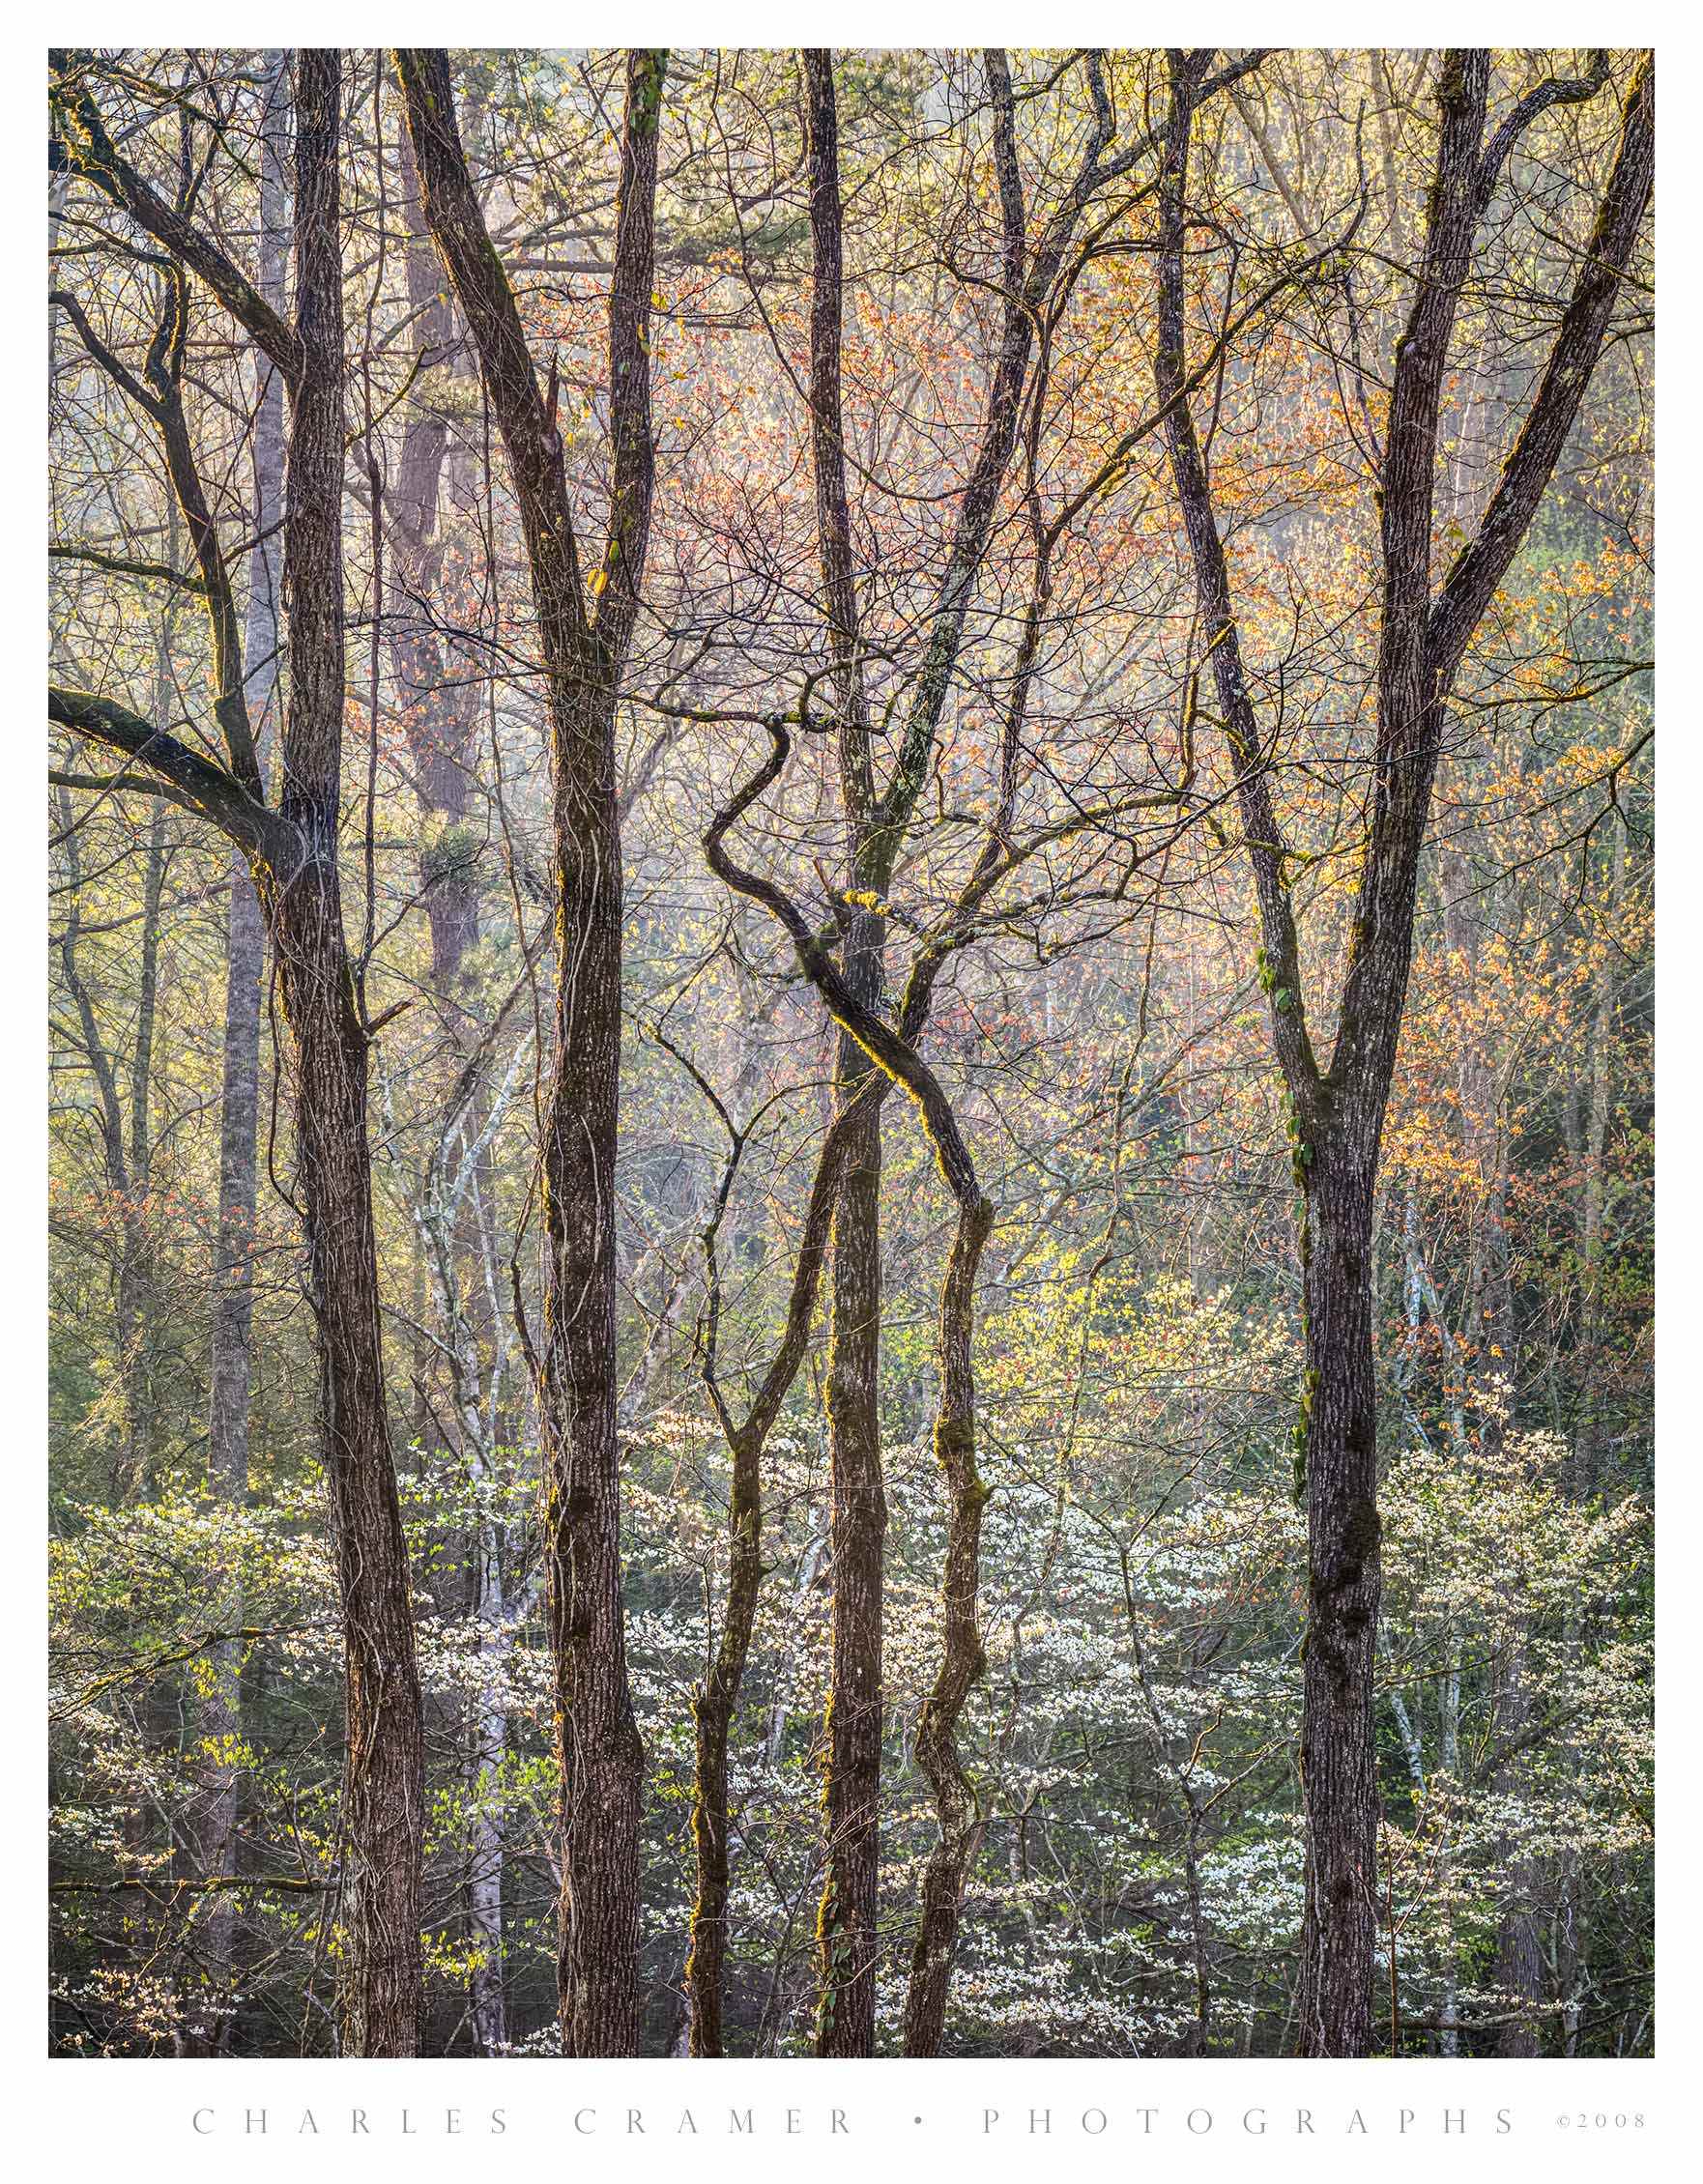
xmin=46 ymin=45 xmax=1653 ymax=2060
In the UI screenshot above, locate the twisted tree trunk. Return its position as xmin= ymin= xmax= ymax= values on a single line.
xmin=706 ymin=719 xmax=1001 ymax=2060
xmin=899 ymin=1178 xmax=995 ymax=2056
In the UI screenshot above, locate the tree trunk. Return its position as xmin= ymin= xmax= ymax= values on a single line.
xmin=537 ymin=670 xmax=645 ymax=2058
xmin=64 ymin=42 xmax=433 ymax=2060
xmin=686 ymin=1421 xmax=763 ymax=2056
xmin=116 ymin=795 xmax=167 ymax=1502
xmin=900 ymin=1183 xmax=996 ymax=2056
xmin=816 ymin=994 xmax=887 ymax=2054
xmin=466 ymin=1532 xmax=510 ymax=2055
xmin=799 ymin=56 xmax=889 ymax=2054
xmin=203 ymin=49 xmax=287 ymax=2045
xmin=688 ymin=1111 xmax=846 ymax=2054
xmin=386 ymin=100 xmax=484 ymax=1004
xmin=1150 ymin=45 xmax=1651 ymax=2057
xmin=394 ymin=43 xmax=667 ymax=2056
xmin=705 ymin=719 xmax=1002 ymax=2063
xmin=1296 ymin=1133 xmax=1383 ymax=2056
xmin=209 ymin=862 xmax=267 ymax=1485
xmin=388 ymin=84 xmax=510 ymax=2052
xmin=795 ymin=42 xmax=1059 ymax=2055
xmin=266 ymin=49 xmax=423 ymax=2055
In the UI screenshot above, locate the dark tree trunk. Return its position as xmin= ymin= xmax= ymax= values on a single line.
xmin=816 ymin=997 xmax=888 ymax=2053
xmin=1295 ymin=1133 xmax=1382 ymax=2055
xmin=266 ymin=49 xmax=423 ymax=2057
xmin=1151 ymin=45 xmax=1651 ymax=2057
xmin=395 ymin=43 xmax=666 ymax=2056
xmin=50 ymin=42 xmax=430 ymax=2058
xmin=802 ymin=50 xmax=889 ymax=2055
xmin=683 ymin=1426 xmax=759 ymax=2056
xmin=537 ymin=679 xmax=644 ymax=2056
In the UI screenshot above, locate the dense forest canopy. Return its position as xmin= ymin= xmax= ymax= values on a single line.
xmin=47 ymin=44 xmax=1652 ymax=2060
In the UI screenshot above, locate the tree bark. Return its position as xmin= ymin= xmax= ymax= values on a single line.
xmin=899 ymin=1176 xmax=996 ymax=2057
xmin=270 ymin=50 xmax=423 ymax=2056
xmin=799 ymin=49 xmax=890 ymax=2052
xmin=1294 ymin=1135 xmax=1384 ymax=2055
xmin=395 ymin=44 xmax=667 ymax=2055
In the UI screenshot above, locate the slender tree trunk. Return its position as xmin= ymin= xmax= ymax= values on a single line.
xmin=387 ymin=102 xmax=484 ymax=1004
xmin=688 ymin=1117 xmax=846 ymax=2054
xmin=266 ymin=49 xmax=423 ymax=2055
xmin=1397 ymin=1188 xmax=1460 ymax=2055
xmin=212 ymin=52 xmax=287 ymax=1471
xmin=394 ymin=43 xmax=667 ymax=2055
xmin=1544 ymin=819 xmax=1630 ymax=2055
xmin=116 ymin=795 xmax=167 ymax=1501
xmin=209 ymin=865 xmax=268 ymax=1480
xmin=799 ymin=52 xmax=890 ymax=2052
xmin=466 ymin=1532 xmax=509 ymax=2055
xmin=900 ymin=1181 xmax=996 ymax=2056
xmin=416 ymin=1067 xmax=522 ymax=2055
xmin=705 ymin=717 xmax=1004 ymax=2062
xmin=203 ymin=51 xmax=287 ymax=2046
xmin=796 ymin=42 xmax=1056 ymax=2053
xmin=686 ymin=1418 xmax=763 ymax=2056
xmin=387 ymin=87 xmax=511 ymax=2052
